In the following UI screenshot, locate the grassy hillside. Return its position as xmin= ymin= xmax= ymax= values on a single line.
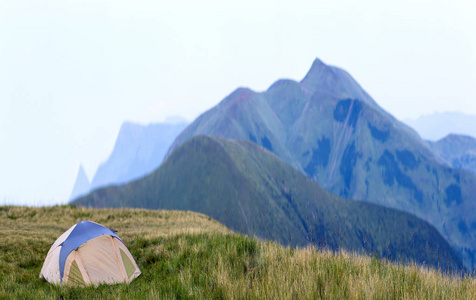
xmin=163 ymin=59 xmax=476 ymax=269
xmin=74 ymin=136 xmax=463 ymax=271
xmin=0 ymin=205 xmax=475 ymax=299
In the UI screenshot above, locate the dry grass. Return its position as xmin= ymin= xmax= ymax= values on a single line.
xmin=1 ymin=205 xmax=475 ymax=299
xmin=0 ymin=204 xmax=230 ymax=236
xmin=209 ymin=243 xmax=476 ymax=299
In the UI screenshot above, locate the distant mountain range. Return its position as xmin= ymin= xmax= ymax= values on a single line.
xmin=69 ymin=119 xmax=187 ymax=200
xmin=429 ymin=134 xmax=476 ymax=176
xmin=73 ymin=58 xmax=476 ymax=270
xmin=94 ymin=120 xmax=188 ymax=188
xmin=73 ymin=136 xmax=463 ymax=271
xmin=69 ymin=165 xmax=90 ymax=201
xmin=164 ymin=59 xmax=476 ymax=269
xmin=403 ymin=112 xmax=476 ymax=175
xmin=403 ymin=111 xmax=476 ymax=141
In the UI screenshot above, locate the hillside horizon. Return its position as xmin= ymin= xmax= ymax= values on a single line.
xmin=74 ymin=135 xmax=464 ymax=271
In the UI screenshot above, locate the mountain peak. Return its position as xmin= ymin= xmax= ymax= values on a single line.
xmin=299 ymin=58 xmax=379 ymax=110
xmin=299 ymin=57 xmax=348 ymax=96
xmin=220 ymin=87 xmax=256 ymax=107
xmin=310 ymin=57 xmax=326 ymax=69
xmin=443 ymin=133 xmax=475 ymax=141
xmin=230 ymin=87 xmax=254 ymax=98
xmin=303 ymin=57 xmax=327 ymax=75
xmin=69 ymin=164 xmax=91 ymax=201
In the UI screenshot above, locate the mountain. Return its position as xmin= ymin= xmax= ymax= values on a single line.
xmin=165 ymin=58 xmax=476 ymax=269
xmin=428 ymin=134 xmax=476 ymax=175
xmin=403 ymin=111 xmax=476 ymax=141
xmin=69 ymin=165 xmax=91 ymax=201
xmin=74 ymin=136 xmax=463 ymax=271
xmin=90 ymin=120 xmax=188 ymax=190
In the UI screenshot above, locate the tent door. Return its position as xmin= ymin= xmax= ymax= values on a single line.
xmin=64 ymin=251 xmax=91 ymax=286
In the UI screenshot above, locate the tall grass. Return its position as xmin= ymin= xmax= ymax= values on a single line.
xmin=1 ymin=205 xmax=475 ymax=299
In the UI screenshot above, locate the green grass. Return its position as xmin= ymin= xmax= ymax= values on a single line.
xmin=1 ymin=205 xmax=475 ymax=299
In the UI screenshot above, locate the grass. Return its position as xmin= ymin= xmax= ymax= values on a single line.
xmin=1 ymin=205 xmax=475 ymax=299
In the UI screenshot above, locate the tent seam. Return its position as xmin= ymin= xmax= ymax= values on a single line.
xmin=111 ymin=236 xmax=126 ymax=282
xmin=75 ymin=251 xmax=91 ymax=285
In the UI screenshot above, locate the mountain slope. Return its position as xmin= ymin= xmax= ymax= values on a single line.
xmin=164 ymin=58 xmax=476 ymax=269
xmin=428 ymin=134 xmax=476 ymax=175
xmin=404 ymin=111 xmax=476 ymax=141
xmin=69 ymin=165 xmax=91 ymax=201
xmin=74 ymin=136 xmax=463 ymax=271
xmin=91 ymin=121 xmax=188 ymax=190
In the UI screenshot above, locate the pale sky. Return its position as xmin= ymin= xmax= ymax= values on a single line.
xmin=1 ymin=0 xmax=475 ymax=205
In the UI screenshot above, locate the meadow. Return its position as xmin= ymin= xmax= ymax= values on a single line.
xmin=1 ymin=205 xmax=475 ymax=299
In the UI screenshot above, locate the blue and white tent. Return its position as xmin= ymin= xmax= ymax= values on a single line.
xmin=40 ymin=221 xmax=141 ymax=286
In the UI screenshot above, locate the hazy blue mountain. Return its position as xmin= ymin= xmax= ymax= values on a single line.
xmin=165 ymin=58 xmax=476 ymax=269
xmin=403 ymin=111 xmax=476 ymax=141
xmin=90 ymin=120 xmax=188 ymax=190
xmin=74 ymin=136 xmax=463 ymax=271
xmin=69 ymin=164 xmax=90 ymax=201
xmin=428 ymin=134 xmax=476 ymax=175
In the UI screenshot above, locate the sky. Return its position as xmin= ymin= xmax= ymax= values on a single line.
xmin=1 ymin=0 xmax=475 ymax=205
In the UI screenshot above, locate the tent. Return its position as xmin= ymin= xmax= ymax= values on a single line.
xmin=40 ymin=221 xmax=141 ymax=286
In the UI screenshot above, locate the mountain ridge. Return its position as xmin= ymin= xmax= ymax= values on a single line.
xmin=90 ymin=120 xmax=188 ymax=190
xmin=74 ymin=135 xmax=463 ymax=271
xmin=428 ymin=134 xmax=476 ymax=175
xmin=164 ymin=58 xmax=476 ymax=269
xmin=404 ymin=111 xmax=476 ymax=141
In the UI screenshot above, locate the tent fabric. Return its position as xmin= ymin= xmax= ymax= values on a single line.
xmin=40 ymin=223 xmax=79 ymax=284
xmin=41 ymin=245 xmax=62 ymax=284
xmin=72 ymin=235 xmax=125 ymax=284
xmin=68 ymin=261 xmax=85 ymax=285
xmin=40 ymin=221 xmax=141 ymax=286
xmin=63 ymin=247 xmax=93 ymax=285
xmin=120 ymin=248 xmax=136 ymax=278
xmin=114 ymin=237 xmax=142 ymax=281
xmin=50 ymin=224 xmax=77 ymax=251
xmin=58 ymin=221 xmax=121 ymax=280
